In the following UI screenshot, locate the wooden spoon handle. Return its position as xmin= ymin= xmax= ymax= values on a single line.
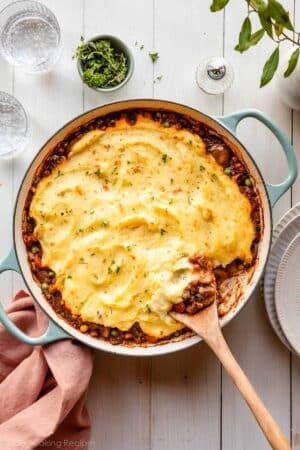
xmin=206 ymin=328 xmax=291 ymax=450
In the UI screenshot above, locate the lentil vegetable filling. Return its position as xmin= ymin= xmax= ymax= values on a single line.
xmin=22 ymin=109 xmax=262 ymax=346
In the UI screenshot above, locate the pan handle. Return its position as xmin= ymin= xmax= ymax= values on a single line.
xmin=216 ymin=109 xmax=298 ymax=206
xmin=0 ymin=247 xmax=70 ymax=345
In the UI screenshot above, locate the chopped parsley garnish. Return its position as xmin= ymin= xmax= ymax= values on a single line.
xmin=101 ymin=220 xmax=110 ymax=227
xmin=211 ymin=173 xmax=218 ymax=182
xmin=108 ymin=267 xmax=112 ymax=274
xmin=224 ymin=167 xmax=231 ymax=175
xmin=162 ymin=154 xmax=168 ymax=163
xmin=116 ymin=265 xmax=121 ymax=274
xmin=146 ymin=305 xmax=152 ymax=313
xmin=75 ymin=38 xmax=128 ymax=89
xmin=154 ymin=75 xmax=163 ymax=83
xmin=94 ymin=169 xmax=102 ymax=177
xmin=163 ymin=121 xmax=170 ymax=128
xmin=160 ymin=228 xmax=167 ymax=235
xmin=55 ymin=170 xmax=64 ymax=178
xmin=149 ymin=51 xmax=159 ymax=62
xmin=199 ymin=165 xmax=205 ymax=172
xmin=170 ymin=178 xmax=174 ymax=184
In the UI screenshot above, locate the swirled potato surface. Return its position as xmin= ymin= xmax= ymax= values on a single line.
xmin=30 ymin=116 xmax=255 ymax=337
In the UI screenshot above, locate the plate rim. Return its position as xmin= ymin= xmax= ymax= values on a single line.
xmin=274 ymin=232 xmax=300 ymax=356
xmin=263 ymin=202 xmax=300 ymax=352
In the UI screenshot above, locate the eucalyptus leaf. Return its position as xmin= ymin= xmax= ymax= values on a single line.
xmin=268 ymin=0 xmax=294 ymax=31
xmin=258 ymin=10 xmax=273 ymax=37
xmin=249 ymin=28 xmax=265 ymax=46
xmin=249 ymin=0 xmax=267 ymax=11
xmin=210 ymin=0 xmax=230 ymax=12
xmin=284 ymin=48 xmax=300 ymax=77
xmin=260 ymin=46 xmax=279 ymax=87
xmin=236 ymin=17 xmax=252 ymax=52
xmin=235 ymin=28 xmax=265 ymax=52
xmin=274 ymin=22 xmax=283 ymax=37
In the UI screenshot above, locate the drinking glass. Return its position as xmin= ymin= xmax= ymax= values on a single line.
xmin=0 ymin=91 xmax=28 ymax=157
xmin=0 ymin=0 xmax=61 ymax=73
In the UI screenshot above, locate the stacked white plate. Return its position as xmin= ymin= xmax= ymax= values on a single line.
xmin=264 ymin=203 xmax=300 ymax=356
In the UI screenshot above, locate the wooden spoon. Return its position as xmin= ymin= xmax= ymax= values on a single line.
xmin=171 ymin=301 xmax=291 ymax=450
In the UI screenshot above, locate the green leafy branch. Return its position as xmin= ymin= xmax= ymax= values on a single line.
xmin=210 ymin=0 xmax=300 ymax=87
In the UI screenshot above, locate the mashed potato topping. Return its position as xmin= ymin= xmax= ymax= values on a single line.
xmin=30 ymin=116 xmax=255 ymax=337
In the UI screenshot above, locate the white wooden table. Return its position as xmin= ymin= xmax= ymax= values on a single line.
xmin=1 ymin=0 xmax=300 ymax=448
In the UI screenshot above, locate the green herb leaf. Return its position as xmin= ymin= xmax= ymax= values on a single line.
xmin=55 ymin=170 xmax=64 ymax=178
xmin=258 ymin=10 xmax=273 ymax=38
xmin=210 ymin=0 xmax=230 ymax=12
xmin=235 ymin=17 xmax=252 ymax=53
xmin=149 ymin=52 xmax=159 ymax=62
xmin=260 ymin=46 xmax=279 ymax=87
xmin=267 ymin=0 xmax=294 ymax=31
xmin=284 ymin=48 xmax=300 ymax=78
xmin=101 ymin=220 xmax=110 ymax=227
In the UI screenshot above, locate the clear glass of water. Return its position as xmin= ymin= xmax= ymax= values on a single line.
xmin=0 ymin=91 xmax=28 ymax=157
xmin=0 ymin=0 xmax=61 ymax=73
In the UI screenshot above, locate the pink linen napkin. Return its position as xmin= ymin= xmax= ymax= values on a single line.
xmin=0 ymin=291 xmax=94 ymax=450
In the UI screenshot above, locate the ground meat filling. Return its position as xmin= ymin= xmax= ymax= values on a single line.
xmin=172 ymin=256 xmax=216 ymax=315
xmin=22 ymin=109 xmax=262 ymax=346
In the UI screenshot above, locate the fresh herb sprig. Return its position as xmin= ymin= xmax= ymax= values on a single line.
xmin=75 ymin=38 xmax=128 ymax=89
xmin=210 ymin=0 xmax=299 ymax=87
